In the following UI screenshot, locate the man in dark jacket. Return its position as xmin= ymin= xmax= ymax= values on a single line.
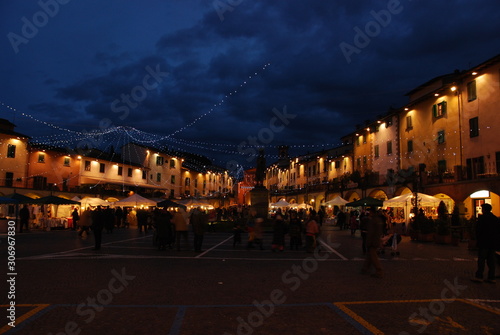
xmin=472 ymin=203 xmax=500 ymax=283
xmin=360 ymin=207 xmax=385 ymax=278
xmin=91 ymin=206 xmax=105 ymax=250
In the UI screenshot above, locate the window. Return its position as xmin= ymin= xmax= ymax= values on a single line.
xmin=387 ymin=141 xmax=392 ymax=155
xmin=363 ymin=135 xmax=367 ymax=144
xmin=335 ymin=160 xmax=340 ymax=169
xmin=467 ymin=80 xmax=477 ymax=101
xmin=356 ymin=158 xmax=361 ymax=168
xmin=185 ymin=177 xmax=190 ymax=186
xmin=84 ymin=160 xmax=91 ymax=171
xmin=407 ymin=140 xmax=413 ymax=153
xmin=7 ymin=144 xmax=16 ymax=158
xmin=171 ymin=175 xmax=176 ymax=184
xmin=38 ymin=153 xmax=45 ymax=163
xmin=128 ymin=168 xmax=132 ymax=177
xmin=469 ymin=117 xmax=479 ymax=137
xmin=170 ymin=159 xmax=176 ymax=168
xmin=406 ymin=115 xmax=413 ymax=129
xmin=356 ymin=136 xmax=360 ymax=146
xmin=433 ymin=101 xmax=447 ymax=118
xmin=374 ymin=145 xmax=379 ymax=158
xmin=194 ymin=179 xmax=198 ymax=188
xmin=118 ymin=166 xmax=123 ymax=176
xmin=363 ymin=156 xmax=367 ymax=165
xmin=437 ymin=130 xmax=445 ymax=144
xmin=142 ymin=170 xmax=146 ymax=179
xmin=63 ymin=157 xmax=70 ymax=166
xmin=156 ymin=173 xmax=161 ymax=182
xmin=156 ymin=156 xmax=164 ymax=166
xmin=5 ymin=172 xmax=14 ymax=187
xmin=99 ymin=163 xmax=105 ymax=173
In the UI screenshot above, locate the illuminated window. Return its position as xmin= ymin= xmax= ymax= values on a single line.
xmin=374 ymin=145 xmax=379 ymax=158
xmin=156 ymin=156 xmax=164 ymax=166
xmin=469 ymin=117 xmax=479 ymax=138
xmin=467 ymin=80 xmax=477 ymax=101
xmin=406 ymin=115 xmax=413 ymax=129
xmin=63 ymin=157 xmax=70 ymax=166
xmin=387 ymin=141 xmax=392 ymax=155
xmin=38 ymin=153 xmax=45 ymax=163
xmin=84 ymin=160 xmax=91 ymax=171
xmin=7 ymin=144 xmax=16 ymax=158
xmin=433 ymin=101 xmax=447 ymax=118
xmin=99 ymin=163 xmax=105 ymax=173
xmin=170 ymin=159 xmax=176 ymax=168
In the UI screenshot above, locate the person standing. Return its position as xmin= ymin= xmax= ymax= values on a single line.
xmin=472 ymin=203 xmax=500 ymax=283
xmin=361 ymin=208 xmax=385 ymax=278
xmin=19 ymin=204 xmax=30 ymax=233
xmin=190 ymin=207 xmax=208 ymax=252
xmin=305 ymin=214 xmax=319 ymax=253
xmin=172 ymin=209 xmax=189 ymax=251
xmin=71 ymin=207 xmax=79 ymax=231
xmin=91 ymin=206 xmax=105 ymax=250
xmin=288 ymin=211 xmax=302 ymax=250
xmin=271 ymin=214 xmax=287 ymax=252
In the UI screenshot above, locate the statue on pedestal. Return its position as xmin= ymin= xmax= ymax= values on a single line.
xmin=255 ymin=149 xmax=266 ymax=188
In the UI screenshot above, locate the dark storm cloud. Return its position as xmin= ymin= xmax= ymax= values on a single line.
xmin=2 ymin=0 xmax=499 ymax=168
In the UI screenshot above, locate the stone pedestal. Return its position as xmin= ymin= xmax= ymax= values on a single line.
xmin=250 ymin=187 xmax=269 ymax=220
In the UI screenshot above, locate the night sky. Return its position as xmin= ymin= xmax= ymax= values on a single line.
xmin=1 ymin=0 xmax=499 ymax=175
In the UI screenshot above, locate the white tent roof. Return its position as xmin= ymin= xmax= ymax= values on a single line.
xmin=80 ymin=197 xmax=109 ymax=207
xmin=271 ymin=199 xmax=291 ymax=207
xmin=290 ymin=203 xmax=312 ymax=209
xmin=383 ymin=192 xmax=442 ymax=208
xmin=112 ymin=194 xmax=157 ymax=207
xmin=324 ymin=196 xmax=348 ymax=206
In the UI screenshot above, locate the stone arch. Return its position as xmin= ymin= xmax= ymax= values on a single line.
xmin=345 ymin=190 xmax=360 ymax=202
xmin=394 ymin=186 xmax=412 ymax=196
xmin=368 ymin=188 xmax=388 ymax=200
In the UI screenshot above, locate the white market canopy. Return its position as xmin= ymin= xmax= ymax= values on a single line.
xmin=383 ymin=192 xmax=442 ymax=208
xmin=177 ymin=199 xmax=214 ymax=209
xmin=79 ymin=197 xmax=109 ymax=207
xmin=290 ymin=203 xmax=312 ymax=209
xmin=271 ymin=199 xmax=291 ymax=208
xmin=323 ymin=196 xmax=348 ymax=206
xmin=112 ymin=194 xmax=157 ymax=207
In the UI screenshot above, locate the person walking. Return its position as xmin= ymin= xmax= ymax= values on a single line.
xmin=91 ymin=206 xmax=105 ymax=250
xmin=360 ymin=207 xmax=385 ymax=278
xmin=191 ymin=207 xmax=208 ymax=252
xmin=78 ymin=209 xmax=92 ymax=239
xmin=471 ymin=203 xmax=500 ymax=283
xmin=19 ymin=204 xmax=30 ymax=233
